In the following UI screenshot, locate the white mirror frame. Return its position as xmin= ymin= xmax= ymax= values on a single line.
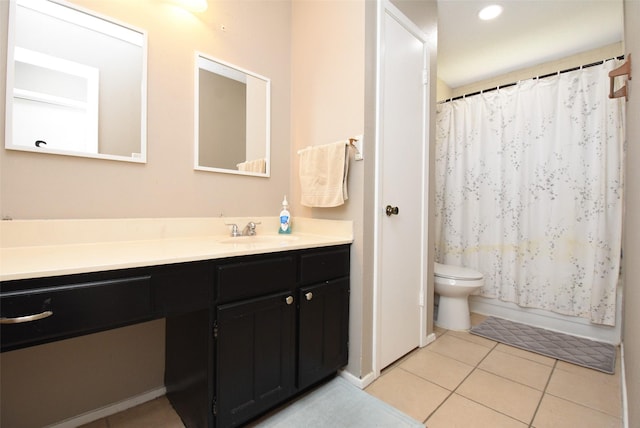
xmin=5 ymin=0 xmax=148 ymax=163
xmin=194 ymin=52 xmax=271 ymax=177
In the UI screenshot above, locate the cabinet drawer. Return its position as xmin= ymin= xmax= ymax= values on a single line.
xmin=299 ymin=246 xmax=350 ymax=285
xmin=0 ymin=276 xmax=152 ymax=351
xmin=216 ymin=255 xmax=296 ymax=304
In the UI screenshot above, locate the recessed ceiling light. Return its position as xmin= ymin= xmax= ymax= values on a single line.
xmin=478 ymin=4 xmax=503 ymax=20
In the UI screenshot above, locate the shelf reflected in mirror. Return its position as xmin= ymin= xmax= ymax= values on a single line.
xmin=194 ymin=53 xmax=270 ymax=177
xmin=5 ymin=0 xmax=147 ymax=163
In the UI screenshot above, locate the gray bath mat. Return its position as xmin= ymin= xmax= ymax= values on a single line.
xmin=252 ymin=377 xmax=423 ymax=427
xmin=470 ymin=316 xmax=616 ymax=374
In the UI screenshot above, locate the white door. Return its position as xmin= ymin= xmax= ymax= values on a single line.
xmin=375 ymin=1 xmax=429 ymax=370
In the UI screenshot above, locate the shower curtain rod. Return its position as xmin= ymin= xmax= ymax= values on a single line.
xmin=439 ymin=54 xmax=626 ymax=104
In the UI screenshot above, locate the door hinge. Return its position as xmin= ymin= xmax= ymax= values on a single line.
xmin=419 ymin=289 xmax=425 ymax=307
xmin=422 ymin=69 xmax=429 ymax=85
xmin=212 ymin=398 xmax=217 ymax=416
xmin=213 ymin=320 xmax=218 ymax=339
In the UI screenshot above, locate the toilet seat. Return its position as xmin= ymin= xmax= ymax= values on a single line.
xmin=435 ymin=262 xmax=483 ymax=281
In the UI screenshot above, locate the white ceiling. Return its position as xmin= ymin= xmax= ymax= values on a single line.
xmin=437 ymin=0 xmax=625 ymax=88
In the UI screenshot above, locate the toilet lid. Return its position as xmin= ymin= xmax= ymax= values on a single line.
xmin=435 ymin=262 xmax=483 ymax=280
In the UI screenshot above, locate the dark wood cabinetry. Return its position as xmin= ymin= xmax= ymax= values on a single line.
xmin=0 ymin=245 xmax=350 ymax=428
xmin=215 ymin=255 xmax=296 ymax=304
xmin=298 ymin=277 xmax=349 ymax=389
xmin=0 ymin=272 xmax=153 ymax=352
xmin=216 ymin=291 xmax=296 ymax=427
xmin=213 ymin=254 xmax=297 ymax=427
xmin=154 ymin=262 xmax=213 ymax=314
xmin=210 ymin=246 xmax=350 ymax=427
xmin=297 ymin=247 xmax=350 ymax=389
xmin=0 ymin=260 xmax=213 ymax=353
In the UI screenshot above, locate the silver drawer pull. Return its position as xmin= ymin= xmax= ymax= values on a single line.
xmin=285 ymin=296 xmax=294 ymax=305
xmin=305 ymin=292 xmax=313 ymax=301
xmin=0 ymin=310 xmax=53 ymax=324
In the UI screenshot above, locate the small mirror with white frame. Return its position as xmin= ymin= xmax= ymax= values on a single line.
xmin=195 ymin=53 xmax=270 ymax=177
xmin=5 ymin=0 xmax=147 ymax=163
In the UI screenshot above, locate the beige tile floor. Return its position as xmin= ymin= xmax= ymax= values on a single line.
xmin=82 ymin=313 xmax=623 ymax=428
xmin=365 ymin=313 xmax=623 ymax=428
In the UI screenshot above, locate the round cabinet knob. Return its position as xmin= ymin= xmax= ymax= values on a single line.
xmin=285 ymin=296 xmax=294 ymax=305
xmin=305 ymin=292 xmax=313 ymax=301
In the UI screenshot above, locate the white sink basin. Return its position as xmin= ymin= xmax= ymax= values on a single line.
xmin=218 ymin=235 xmax=300 ymax=245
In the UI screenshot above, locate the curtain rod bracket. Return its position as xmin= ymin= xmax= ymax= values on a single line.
xmin=609 ymin=54 xmax=631 ymax=101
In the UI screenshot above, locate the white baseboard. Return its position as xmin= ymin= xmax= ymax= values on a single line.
xmin=341 ymin=333 xmax=436 ymax=391
xmin=424 ymin=332 xmax=437 ymax=346
xmin=339 ymin=369 xmax=376 ymax=389
xmin=46 ymin=386 xmax=167 ymax=428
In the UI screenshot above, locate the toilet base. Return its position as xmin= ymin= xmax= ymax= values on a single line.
xmin=435 ymin=295 xmax=471 ymax=330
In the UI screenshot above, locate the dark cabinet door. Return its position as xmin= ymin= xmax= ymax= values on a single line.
xmin=215 ymin=291 xmax=296 ymax=428
xmin=298 ymin=277 xmax=349 ymax=389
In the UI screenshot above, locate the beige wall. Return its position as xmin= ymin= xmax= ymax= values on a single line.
xmin=1 ymin=320 xmax=165 ymax=428
xmin=0 ymin=0 xmax=291 ymax=219
xmin=291 ymin=0 xmax=368 ymax=377
xmin=437 ymin=42 xmax=624 ymax=101
xmin=622 ymin=0 xmax=639 ymax=426
xmin=198 ymin=69 xmax=246 ymax=170
xmin=0 ymin=1 xmax=291 ymax=426
xmin=290 ymin=0 xmax=438 ymax=382
xmin=437 ymin=77 xmax=452 ymax=101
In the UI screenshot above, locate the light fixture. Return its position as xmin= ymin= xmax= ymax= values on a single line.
xmin=172 ymin=0 xmax=208 ymax=13
xmin=478 ymin=4 xmax=503 ymax=21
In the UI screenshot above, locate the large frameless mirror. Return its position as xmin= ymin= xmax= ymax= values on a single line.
xmin=5 ymin=0 xmax=147 ymax=163
xmin=195 ymin=53 xmax=270 ymax=177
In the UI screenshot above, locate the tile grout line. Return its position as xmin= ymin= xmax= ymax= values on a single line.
xmin=540 ymin=377 xmax=626 ymax=422
xmin=432 ymin=331 xmax=544 ymax=426
xmin=397 ymin=321 xmax=622 ymax=427
xmin=471 ymin=341 xmax=623 ymax=425
xmin=527 ymin=358 xmax=558 ymax=427
xmin=452 ymin=340 xmax=534 ymax=427
xmin=421 ymin=331 xmax=499 ymax=425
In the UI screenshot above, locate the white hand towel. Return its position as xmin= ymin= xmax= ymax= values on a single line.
xmin=237 ymin=158 xmax=266 ymax=173
xmin=299 ymin=141 xmax=349 ymax=207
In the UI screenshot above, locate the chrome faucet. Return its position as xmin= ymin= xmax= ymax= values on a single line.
xmin=225 ymin=223 xmax=242 ymax=237
xmin=242 ymin=221 xmax=260 ymax=236
xmin=224 ymin=221 xmax=261 ymax=237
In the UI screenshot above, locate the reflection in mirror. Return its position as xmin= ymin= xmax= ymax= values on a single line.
xmin=195 ymin=53 xmax=270 ymax=177
xmin=5 ymin=0 xmax=147 ymax=162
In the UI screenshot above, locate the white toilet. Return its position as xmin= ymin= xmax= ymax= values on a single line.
xmin=434 ymin=262 xmax=484 ymax=330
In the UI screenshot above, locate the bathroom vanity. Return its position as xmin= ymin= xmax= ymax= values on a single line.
xmin=0 ymin=217 xmax=352 ymax=427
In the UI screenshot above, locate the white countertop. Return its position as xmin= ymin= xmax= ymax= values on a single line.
xmin=0 ymin=217 xmax=353 ymax=281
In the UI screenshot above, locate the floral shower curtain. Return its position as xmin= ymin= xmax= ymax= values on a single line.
xmin=435 ymin=60 xmax=625 ymax=325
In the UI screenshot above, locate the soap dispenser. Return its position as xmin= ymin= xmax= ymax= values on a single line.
xmin=279 ymin=195 xmax=291 ymax=234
